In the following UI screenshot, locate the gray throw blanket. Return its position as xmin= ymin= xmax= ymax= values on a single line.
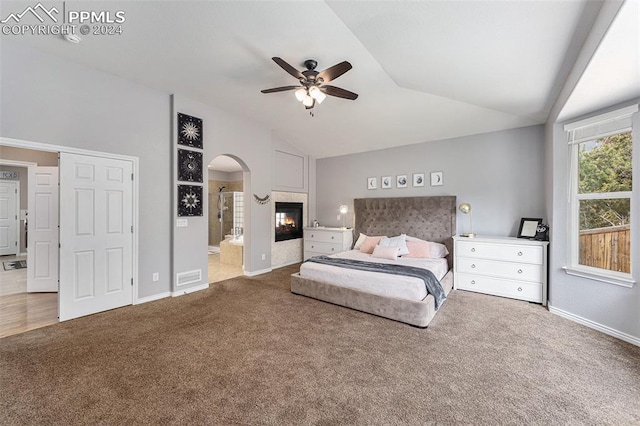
xmin=305 ymin=256 xmax=446 ymax=310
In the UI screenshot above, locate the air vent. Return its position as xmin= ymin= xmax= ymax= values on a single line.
xmin=176 ymin=269 xmax=202 ymax=287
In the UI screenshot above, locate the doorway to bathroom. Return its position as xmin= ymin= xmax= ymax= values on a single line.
xmin=207 ymin=155 xmax=245 ymax=283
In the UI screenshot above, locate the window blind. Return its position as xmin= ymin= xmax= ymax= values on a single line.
xmin=564 ymin=104 xmax=638 ymax=145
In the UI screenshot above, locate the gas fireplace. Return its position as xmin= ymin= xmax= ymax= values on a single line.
xmin=275 ymin=202 xmax=303 ymax=242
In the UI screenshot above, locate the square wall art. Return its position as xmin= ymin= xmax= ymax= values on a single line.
xmin=177 ymin=148 xmax=203 ymax=183
xmin=177 ymin=184 xmax=203 ymax=217
xmin=178 ymin=113 xmax=203 ymax=149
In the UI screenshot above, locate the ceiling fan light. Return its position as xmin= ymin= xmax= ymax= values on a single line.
xmin=302 ymin=95 xmax=314 ymax=107
xmin=315 ymin=91 xmax=327 ymax=104
xmin=295 ymin=88 xmax=307 ymax=102
xmin=308 ymin=85 xmax=321 ymax=99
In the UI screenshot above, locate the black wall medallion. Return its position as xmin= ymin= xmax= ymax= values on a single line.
xmin=177 ymin=113 xmax=203 ymax=149
xmin=177 ymin=184 xmax=203 ymax=217
xmin=177 ymin=148 xmax=203 ymax=182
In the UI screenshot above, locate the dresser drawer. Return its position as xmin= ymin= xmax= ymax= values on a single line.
xmin=305 ymin=230 xmax=344 ymax=243
xmin=304 ymin=241 xmax=343 ymax=254
xmin=456 ymin=241 xmax=542 ymax=264
xmin=456 ymin=257 xmax=542 ymax=283
xmin=456 ymin=274 xmax=542 ymax=303
xmin=456 ymin=273 xmax=542 ymax=303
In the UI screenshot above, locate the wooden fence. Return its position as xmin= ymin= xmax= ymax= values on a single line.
xmin=579 ymin=225 xmax=631 ymax=273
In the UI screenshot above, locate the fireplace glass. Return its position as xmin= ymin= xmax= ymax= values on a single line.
xmin=275 ymin=202 xmax=303 ymax=242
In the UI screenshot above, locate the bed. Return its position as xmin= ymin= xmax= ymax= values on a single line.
xmin=290 ymin=196 xmax=456 ymax=327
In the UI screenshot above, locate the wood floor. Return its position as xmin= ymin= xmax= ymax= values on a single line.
xmin=0 ymin=255 xmax=58 ymax=338
xmin=0 ymin=254 xmax=243 ymax=339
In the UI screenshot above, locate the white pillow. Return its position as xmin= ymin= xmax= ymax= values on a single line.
xmin=371 ymin=245 xmax=399 ymax=261
xmin=353 ymin=233 xmax=367 ymax=250
xmin=405 ymin=235 xmax=449 ymax=258
xmin=379 ymin=234 xmax=410 ymax=256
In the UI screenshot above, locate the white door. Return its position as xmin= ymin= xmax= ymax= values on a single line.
xmin=59 ymin=153 xmax=133 ymax=321
xmin=0 ymin=181 xmax=19 ymax=256
xmin=27 ymin=167 xmax=59 ymax=292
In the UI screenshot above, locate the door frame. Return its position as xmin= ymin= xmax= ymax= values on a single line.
xmin=0 ymin=180 xmax=20 ymax=256
xmin=0 ymin=137 xmax=140 ymax=303
xmin=0 ymin=160 xmax=37 ymax=256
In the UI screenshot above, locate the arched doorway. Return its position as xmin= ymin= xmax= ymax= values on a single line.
xmin=207 ymin=155 xmax=248 ymax=283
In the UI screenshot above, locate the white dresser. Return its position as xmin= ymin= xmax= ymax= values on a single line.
xmin=453 ymin=235 xmax=549 ymax=305
xmin=303 ymin=227 xmax=353 ymax=260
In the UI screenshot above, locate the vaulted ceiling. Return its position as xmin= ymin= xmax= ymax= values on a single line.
xmin=4 ymin=0 xmax=630 ymax=158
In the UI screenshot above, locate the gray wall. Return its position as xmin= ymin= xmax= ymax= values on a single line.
xmin=316 ymin=125 xmax=546 ymax=237
xmin=172 ymin=94 xmax=272 ymax=289
xmin=1 ymin=40 xmax=314 ymax=299
xmin=548 ymin=101 xmax=639 ymax=342
xmin=541 ymin=0 xmax=638 ymax=344
xmin=1 ymin=40 xmax=172 ymax=299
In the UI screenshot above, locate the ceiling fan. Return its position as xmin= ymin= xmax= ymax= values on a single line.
xmin=261 ymin=57 xmax=358 ymax=110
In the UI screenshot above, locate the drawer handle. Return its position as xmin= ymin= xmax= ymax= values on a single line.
xmin=471 ymin=264 xmax=476 ymax=269
xmin=471 ymin=248 xmax=476 ymax=252
xmin=331 ymin=248 xmax=335 ymax=251
xmin=518 ymin=287 xmax=523 ymax=292
xmin=311 ymin=245 xmax=314 ymax=249
xmin=311 ymin=234 xmax=314 ymax=238
xmin=331 ymin=236 xmax=335 ymax=240
xmin=517 ymin=269 xmax=523 ymax=274
xmin=470 ymin=280 xmax=476 ymax=285
xmin=518 ymin=251 xmax=523 ymax=256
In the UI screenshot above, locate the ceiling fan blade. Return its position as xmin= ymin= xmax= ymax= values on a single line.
xmin=261 ymin=86 xmax=299 ymax=94
xmin=317 ymin=61 xmax=352 ymax=83
xmin=272 ymin=57 xmax=304 ymax=80
xmin=322 ymin=85 xmax=358 ymax=100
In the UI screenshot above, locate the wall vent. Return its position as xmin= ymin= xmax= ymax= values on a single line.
xmin=176 ymin=269 xmax=202 ymax=287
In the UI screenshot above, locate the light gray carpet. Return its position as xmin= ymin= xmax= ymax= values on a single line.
xmin=1 ymin=264 xmax=639 ymax=425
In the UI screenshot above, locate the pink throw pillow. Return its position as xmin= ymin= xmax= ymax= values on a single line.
xmin=403 ymin=241 xmax=431 ymax=258
xmin=371 ymin=245 xmax=399 ymax=260
xmin=359 ymin=236 xmax=386 ymax=254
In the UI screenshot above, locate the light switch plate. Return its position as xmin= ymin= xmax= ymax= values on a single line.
xmin=176 ymin=218 xmax=188 ymax=227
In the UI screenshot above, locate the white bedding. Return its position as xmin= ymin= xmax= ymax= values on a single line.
xmin=299 ymin=250 xmax=448 ymax=302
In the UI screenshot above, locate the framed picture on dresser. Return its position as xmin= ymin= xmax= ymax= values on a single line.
xmin=517 ymin=218 xmax=542 ymax=238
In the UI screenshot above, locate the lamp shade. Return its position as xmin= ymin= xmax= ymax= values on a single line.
xmin=459 ymin=203 xmax=472 ymax=214
xmin=302 ymin=95 xmax=314 ymax=107
xmin=315 ymin=90 xmax=327 ymax=104
xmin=295 ymin=88 xmax=307 ymax=102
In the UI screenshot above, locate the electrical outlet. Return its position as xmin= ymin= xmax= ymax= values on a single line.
xmin=152 ymin=273 xmax=159 ymax=282
xmin=337 ymin=214 xmax=341 ymax=221
xmin=261 ymin=253 xmax=266 ymax=261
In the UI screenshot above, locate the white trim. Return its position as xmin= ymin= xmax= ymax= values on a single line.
xmin=135 ymin=292 xmax=171 ymax=304
xmin=271 ymin=260 xmax=302 ymax=268
xmin=1 ymin=137 xmax=140 ymax=308
xmin=548 ymin=305 xmax=640 ymax=347
xmin=563 ymin=104 xmax=638 ymax=131
xmin=171 ymin=283 xmax=209 ymax=297
xmin=0 ymin=159 xmax=38 ymax=167
xmin=562 ymin=266 xmax=635 ymax=288
xmin=244 ymin=268 xmax=272 ymax=277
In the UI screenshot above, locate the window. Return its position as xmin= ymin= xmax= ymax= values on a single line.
xmin=564 ymin=105 xmax=637 ymax=286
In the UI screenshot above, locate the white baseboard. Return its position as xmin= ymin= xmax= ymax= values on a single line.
xmin=135 ymin=292 xmax=171 ymax=305
xmin=271 ymin=260 xmax=301 ymax=269
xmin=548 ymin=304 xmax=640 ymax=347
xmin=171 ymin=283 xmax=209 ymax=297
xmin=244 ymin=268 xmax=272 ymax=277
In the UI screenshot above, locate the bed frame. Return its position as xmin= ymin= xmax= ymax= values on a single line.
xmin=291 ymin=196 xmax=456 ymax=327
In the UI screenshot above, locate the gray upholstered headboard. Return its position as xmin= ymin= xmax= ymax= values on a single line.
xmin=353 ymin=196 xmax=457 ymax=268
